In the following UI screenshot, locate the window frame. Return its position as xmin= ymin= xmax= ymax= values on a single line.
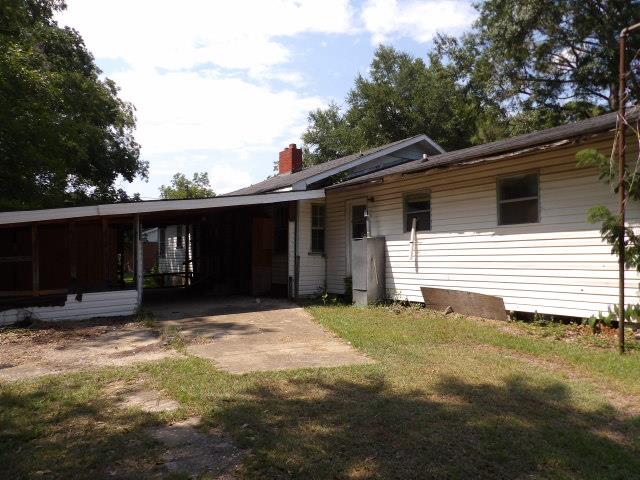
xmin=403 ymin=190 xmax=432 ymax=233
xmin=496 ymin=171 xmax=540 ymax=226
xmin=310 ymin=203 xmax=326 ymax=255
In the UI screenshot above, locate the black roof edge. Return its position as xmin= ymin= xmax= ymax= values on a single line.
xmin=328 ymin=110 xmax=632 ymax=190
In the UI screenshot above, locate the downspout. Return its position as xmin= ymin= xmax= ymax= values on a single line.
xmin=617 ymin=22 xmax=640 ymax=354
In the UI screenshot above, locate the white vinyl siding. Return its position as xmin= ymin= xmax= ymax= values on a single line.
xmin=0 ymin=290 xmax=138 ymax=325
xmin=296 ymin=199 xmax=326 ymax=297
xmin=325 ymin=134 xmax=640 ymax=318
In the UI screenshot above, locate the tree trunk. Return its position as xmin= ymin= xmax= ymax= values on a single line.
xmin=610 ymin=82 xmax=619 ymax=111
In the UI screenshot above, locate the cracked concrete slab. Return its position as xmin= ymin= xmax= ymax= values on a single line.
xmin=0 ymin=295 xmax=371 ymax=381
xmin=147 ymin=296 xmax=373 ymax=374
xmin=146 ymin=416 xmax=244 ymax=478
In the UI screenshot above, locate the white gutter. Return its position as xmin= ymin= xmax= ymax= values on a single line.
xmin=0 ymin=189 xmax=325 ymax=226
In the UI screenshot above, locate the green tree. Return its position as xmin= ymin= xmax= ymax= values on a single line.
xmin=575 ymin=141 xmax=640 ymax=352
xmin=0 ymin=0 xmax=146 ymax=211
xmin=159 ymin=172 xmax=215 ymax=200
xmin=302 ymin=46 xmax=483 ymax=165
xmin=301 ymin=102 xmax=362 ymax=166
xmin=437 ymin=0 xmax=640 ymax=138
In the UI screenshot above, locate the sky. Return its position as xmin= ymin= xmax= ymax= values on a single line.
xmin=56 ymin=0 xmax=477 ymax=198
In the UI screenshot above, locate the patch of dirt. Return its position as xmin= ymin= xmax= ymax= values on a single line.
xmin=107 ymin=380 xmax=180 ymax=413
xmin=0 ymin=316 xmax=135 ymax=344
xmin=490 ymin=318 xmax=639 ymax=350
xmin=146 ymin=416 xmax=245 ymax=479
xmin=0 ymin=318 xmax=180 ymax=382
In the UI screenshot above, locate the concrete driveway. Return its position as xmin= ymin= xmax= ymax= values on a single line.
xmin=146 ymin=295 xmax=372 ymax=373
xmin=0 ymin=295 xmax=371 ymax=382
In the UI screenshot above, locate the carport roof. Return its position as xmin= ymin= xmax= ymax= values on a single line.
xmin=0 ymin=189 xmax=324 ymax=226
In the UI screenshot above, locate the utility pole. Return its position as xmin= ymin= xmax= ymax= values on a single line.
xmin=617 ymin=22 xmax=640 ymax=354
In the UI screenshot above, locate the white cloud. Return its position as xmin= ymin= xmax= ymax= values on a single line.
xmin=110 ymin=67 xmax=322 ymax=156
xmin=361 ymin=0 xmax=476 ymax=44
xmin=209 ymin=164 xmax=255 ymax=194
xmin=55 ymin=1 xmax=346 ymax=195
xmin=54 ymin=1 xmax=475 ymax=198
xmin=59 ymin=0 xmax=355 ymax=73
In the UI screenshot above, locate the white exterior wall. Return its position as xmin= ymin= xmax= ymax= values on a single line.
xmin=325 ymin=135 xmax=640 ymax=318
xmin=0 ymin=290 xmax=138 ymax=325
xmin=296 ymin=199 xmax=327 ymax=297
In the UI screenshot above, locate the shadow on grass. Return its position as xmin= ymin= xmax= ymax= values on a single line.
xmin=215 ymin=373 xmax=640 ymax=479
xmin=0 ymin=376 xmax=163 ymax=480
xmin=2 ymin=368 xmax=639 ymax=480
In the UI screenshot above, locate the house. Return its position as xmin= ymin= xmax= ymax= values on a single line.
xmin=143 ymin=225 xmax=192 ymax=285
xmin=0 ymin=111 xmax=637 ymax=323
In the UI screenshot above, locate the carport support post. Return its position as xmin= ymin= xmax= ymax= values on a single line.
xmin=31 ymin=223 xmax=39 ymax=296
xmin=134 ymin=214 xmax=143 ymax=306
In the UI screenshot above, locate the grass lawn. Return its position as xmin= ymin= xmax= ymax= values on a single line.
xmin=1 ymin=305 xmax=639 ymax=479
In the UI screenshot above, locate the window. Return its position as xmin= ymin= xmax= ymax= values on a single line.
xmin=176 ymin=225 xmax=183 ymax=249
xmin=351 ymin=205 xmax=367 ymax=239
xmin=311 ymin=204 xmax=325 ymax=253
xmin=404 ymin=192 xmax=431 ymax=232
xmin=159 ymin=228 xmax=166 ymax=257
xmin=497 ymin=173 xmax=539 ymax=225
xmin=274 ymin=206 xmax=288 ymax=254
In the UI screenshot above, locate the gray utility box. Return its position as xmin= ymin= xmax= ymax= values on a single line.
xmin=351 ymin=236 xmax=386 ymax=306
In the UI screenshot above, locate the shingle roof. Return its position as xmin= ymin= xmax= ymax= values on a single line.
xmin=328 ymin=111 xmax=628 ymax=189
xmin=226 ymin=134 xmax=440 ymax=195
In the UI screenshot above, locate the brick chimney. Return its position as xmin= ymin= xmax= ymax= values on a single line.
xmin=278 ymin=143 xmax=303 ymax=175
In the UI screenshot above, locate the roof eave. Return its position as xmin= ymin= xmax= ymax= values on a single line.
xmin=291 ymin=134 xmax=442 ymax=191
xmin=327 ymin=129 xmax=615 ymax=191
xmin=0 ymin=190 xmax=326 ymax=226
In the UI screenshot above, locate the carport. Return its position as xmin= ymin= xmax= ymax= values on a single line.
xmin=0 ymin=190 xmax=323 ymax=324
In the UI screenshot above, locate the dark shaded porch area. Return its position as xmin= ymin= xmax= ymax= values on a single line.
xmin=0 ymin=219 xmax=137 ymax=311
xmin=0 ymin=199 xmax=296 ymax=316
xmin=140 ymin=201 xmax=294 ymax=298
